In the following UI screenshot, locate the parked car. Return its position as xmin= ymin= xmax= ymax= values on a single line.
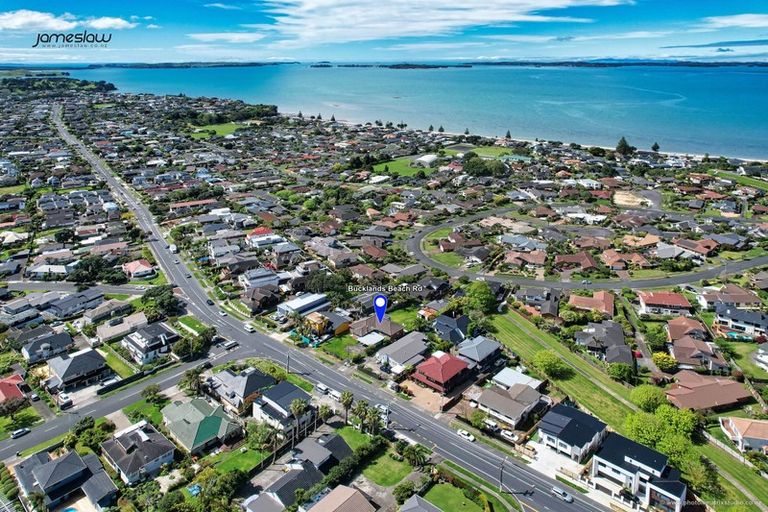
xmin=11 ymin=428 xmax=30 ymax=439
xmin=501 ymin=430 xmax=519 ymax=443
xmin=29 ymin=393 xmax=39 ymax=402
xmin=456 ymin=429 xmax=475 ymax=442
xmin=206 ymin=299 xmax=215 ymax=306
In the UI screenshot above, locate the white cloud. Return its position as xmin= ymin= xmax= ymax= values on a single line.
xmin=187 ymin=32 xmax=265 ymax=43
xmin=204 ymin=3 xmax=243 ymax=10
xmin=485 ymin=34 xmax=559 ymax=43
xmin=260 ymin=0 xmax=628 ymax=48
xmin=0 ymin=9 xmax=77 ymax=31
xmin=487 ymin=30 xmax=669 ymax=44
xmin=384 ymin=41 xmax=488 ymax=51
xmin=85 ymin=17 xmax=138 ymax=30
xmin=701 ymin=14 xmax=768 ymax=29
xmin=147 ymin=24 xmax=162 ymax=29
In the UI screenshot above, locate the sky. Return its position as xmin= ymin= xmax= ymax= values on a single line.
xmin=1 ymin=0 xmax=768 ymax=63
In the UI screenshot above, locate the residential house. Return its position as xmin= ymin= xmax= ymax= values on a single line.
xmin=514 ymin=288 xmax=560 ymax=318
xmin=375 ymin=331 xmax=430 ymax=374
xmin=305 ymin=484 xmax=375 ymax=512
xmin=491 ymin=367 xmax=543 ymax=391
xmin=349 ymin=315 xmax=404 ymax=344
xmin=46 ymin=289 xmax=104 ymax=319
xmin=161 ymin=398 xmax=240 ymax=455
xmin=292 ymin=433 xmax=352 ymax=474
xmin=121 ymin=259 xmax=155 ymax=279
xmin=253 ymin=381 xmax=313 ymax=434
xmin=209 ymin=366 xmax=275 ymax=415
xmin=575 ymin=321 xmax=633 ymax=365
xmin=568 ymin=291 xmax=614 ymax=317
xmin=276 ymin=293 xmax=330 ymax=318
xmin=83 ymin=299 xmax=131 ymax=325
xmin=411 ymin=352 xmax=469 ymax=395
xmin=433 ymin=314 xmax=470 ymax=344
xmin=101 ymin=420 xmax=175 ymax=484
xmin=637 ymin=291 xmax=692 ymax=316
xmin=457 ymin=335 xmax=502 ymax=371
xmin=670 ymin=336 xmax=729 ymax=373
xmin=400 ymin=495 xmax=442 ymax=512
xmin=241 ymin=285 xmax=280 ymax=315
xmin=121 ymin=323 xmax=178 ymax=365
xmin=46 ymin=348 xmax=109 ymax=391
xmin=553 ymin=252 xmax=598 ymax=272
xmin=698 ymin=284 xmax=761 ymax=310
xmin=719 ymin=417 xmax=768 ymax=453
xmin=476 ymin=384 xmax=544 ymax=429
xmin=666 ymin=317 xmax=707 ymax=341
xmin=96 ymin=312 xmax=148 ymax=344
xmin=714 ymin=304 xmax=768 ymax=339
xmin=665 ymin=370 xmax=751 ymax=411
xmin=15 ymin=451 xmax=117 ymax=512
xmin=590 ymin=433 xmax=687 ymax=512
xmin=0 ymin=374 xmax=24 ymax=403
xmin=21 ymin=331 xmax=74 ymax=363
xmin=245 ymin=461 xmax=324 ymax=512
xmin=539 ymin=404 xmax=607 ymax=462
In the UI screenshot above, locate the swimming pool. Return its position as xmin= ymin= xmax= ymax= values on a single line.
xmin=62 ymin=508 xmax=78 ymax=512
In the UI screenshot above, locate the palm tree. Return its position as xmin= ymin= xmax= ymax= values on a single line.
xmin=180 ymin=366 xmax=204 ymax=396
xmin=340 ymin=391 xmax=354 ymax=424
xmin=364 ymin=408 xmax=380 ymax=435
xmin=290 ymin=398 xmax=307 ymax=447
xmin=29 ymin=492 xmax=46 ymax=512
xmin=316 ymin=404 xmax=332 ymax=430
xmin=402 ymin=444 xmax=429 ymax=468
xmin=351 ymin=400 xmax=369 ymax=430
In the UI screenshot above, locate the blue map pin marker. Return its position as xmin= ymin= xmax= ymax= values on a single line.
xmin=373 ymin=294 xmax=388 ymax=323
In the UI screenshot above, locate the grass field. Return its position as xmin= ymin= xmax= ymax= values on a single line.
xmin=101 ymin=345 xmax=137 ymax=378
xmin=178 ymin=315 xmax=207 ymax=335
xmin=470 ymin=146 xmax=512 ymax=157
xmin=389 ymin=306 xmax=420 ymax=330
xmin=729 ymin=342 xmax=768 ymax=380
xmin=429 ymin=251 xmax=465 ymax=267
xmin=104 ymin=293 xmax=132 ymax=301
xmin=373 ymin=156 xmax=434 ymax=177
xmin=211 ymin=447 xmax=268 ymax=473
xmin=0 ymin=406 xmax=41 ymax=440
xmin=362 ymin=449 xmax=413 ymax=487
xmin=190 ymin=122 xmax=241 ymax=139
xmin=425 ymin=483 xmax=482 ymax=512
xmin=0 ymin=184 xmax=26 ymax=195
xmin=425 ymin=227 xmax=453 ymax=241
xmin=320 ymin=334 xmax=358 ymax=360
xmin=336 ymin=426 xmax=370 ymax=450
xmin=122 ymin=398 xmax=164 ymax=426
xmin=711 ymin=171 xmax=768 ymax=191
xmin=628 ymin=269 xmax=669 ymax=279
xmin=130 ymin=271 xmax=167 ymax=286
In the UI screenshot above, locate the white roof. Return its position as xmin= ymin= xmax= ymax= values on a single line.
xmin=492 ymin=367 xmax=543 ymax=390
xmin=357 ymin=332 xmax=385 ymax=347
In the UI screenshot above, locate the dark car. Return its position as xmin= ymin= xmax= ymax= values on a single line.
xmin=206 ymin=299 xmax=215 ymax=306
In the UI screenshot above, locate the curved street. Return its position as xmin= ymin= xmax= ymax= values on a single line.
xmin=405 ymin=207 xmax=768 ymax=289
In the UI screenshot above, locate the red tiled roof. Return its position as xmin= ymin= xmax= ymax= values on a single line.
xmin=0 ymin=374 xmax=24 ymax=402
xmin=415 ymin=353 xmax=468 ymax=384
xmin=638 ymin=291 xmax=691 ymax=308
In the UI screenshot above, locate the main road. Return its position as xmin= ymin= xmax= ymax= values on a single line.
xmin=405 ymin=208 xmax=768 ymax=290
xmin=0 ymin=105 xmax=609 ymax=512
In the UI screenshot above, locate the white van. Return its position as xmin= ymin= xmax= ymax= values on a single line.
xmin=244 ymin=323 xmax=256 ymax=333
xmin=329 ymin=389 xmax=342 ymax=401
xmin=222 ymin=340 xmax=238 ymax=350
xmin=316 ymin=383 xmax=329 ymax=395
xmin=483 ymin=418 xmax=500 ymax=432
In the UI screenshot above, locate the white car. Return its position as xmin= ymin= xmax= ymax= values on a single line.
xmin=457 ymin=429 xmax=475 ymax=442
xmin=219 ymin=310 xmax=228 ymax=316
xmin=501 ymin=430 xmax=519 ymax=443
xmin=244 ymin=323 xmax=256 ymax=333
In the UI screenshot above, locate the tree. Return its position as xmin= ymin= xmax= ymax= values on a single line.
xmin=654 ymin=404 xmax=699 ymax=438
xmin=505 ymin=130 xmax=511 ymax=139
xmin=54 ymin=228 xmax=74 ymax=243
xmin=533 ymin=350 xmax=572 ymax=379
xmin=340 ymin=391 xmax=354 ymax=424
xmin=608 ymin=362 xmax=634 ymax=383
xmin=180 ymin=367 xmax=204 ymax=396
xmin=402 ymin=444 xmax=429 ymax=467
xmin=438 ymin=125 xmax=444 ymax=133
xmin=247 ymin=422 xmax=277 ymax=450
xmin=428 ymin=124 xmax=434 ymax=132
xmin=465 ymin=280 xmax=497 ymax=314
xmin=651 ymin=142 xmax=660 ymax=152
xmin=615 ymin=136 xmax=636 ymax=157
xmin=29 ymin=492 xmax=46 ymax=512
xmin=351 ymin=400 xmax=369 ymax=428
xmin=393 ymin=481 xmax=417 ymax=504
xmin=469 ymin=409 xmax=488 ymax=429
xmin=318 ymin=404 xmax=333 ymax=425
xmin=652 ymin=352 xmax=678 ymax=372
xmin=624 ymin=411 xmax=665 ymax=447
xmin=0 ymin=396 xmax=26 ymax=420
xmin=290 ymin=398 xmax=308 ymax=447
xmin=630 ymin=384 xmax=666 ymax=412
xmin=364 ymin=407 xmax=381 ymax=434
xmin=140 ymin=384 xmax=163 ymax=404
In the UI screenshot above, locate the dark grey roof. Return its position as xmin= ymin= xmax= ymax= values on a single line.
xmin=101 ymin=422 xmax=175 ymax=476
xmin=31 ymin=450 xmax=86 ymax=492
xmin=401 ymin=495 xmax=443 ymax=512
xmin=539 ymin=404 xmax=606 ymax=448
xmin=211 ymin=367 xmax=275 ymax=408
xmin=716 ymin=304 xmax=768 ymax=328
xmin=262 ymin=380 xmax=310 ymax=412
xmin=23 ymin=331 xmax=72 ymax=355
xmin=595 ymin=432 xmax=668 ymax=474
xmin=457 ymin=335 xmax=501 ymax=363
xmin=267 ymin=461 xmax=324 ymax=507
xmin=292 ymin=438 xmax=332 ymax=468
xmin=48 ymin=348 xmax=107 ymax=383
xmin=317 ymin=433 xmax=353 ymax=464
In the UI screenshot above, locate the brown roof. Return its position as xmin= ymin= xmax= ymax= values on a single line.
xmin=671 ymin=336 xmax=727 ymax=368
xmin=665 ymin=370 xmax=751 ymax=410
xmin=722 ymin=417 xmax=768 ymax=442
xmin=638 ymin=291 xmax=691 ymax=309
xmin=310 ymin=485 xmax=375 ymax=512
xmin=667 ymin=317 xmax=707 ymax=341
xmin=568 ymin=291 xmax=614 ymax=316
xmin=553 ymin=251 xmax=597 ymax=270
xmin=700 ymin=284 xmax=761 ymax=307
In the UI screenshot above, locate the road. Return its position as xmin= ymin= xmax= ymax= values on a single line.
xmin=29 ymin=105 xmax=607 ymax=512
xmin=405 ymin=208 xmax=768 ymax=290
xmin=5 ymin=281 xmax=148 ymax=295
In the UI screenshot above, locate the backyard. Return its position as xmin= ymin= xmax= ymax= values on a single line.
xmin=101 ymin=345 xmax=137 ymax=379
xmin=320 ymin=334 xmax=358 ymax=360
xmin=123 ymin=398 xmax=165 ymax=426
xmin=210 ymin=447 xmax=269 ymax=473
xmin=425 ymin=483 xmax=482 ymax=512
xmin=389 ymin=306 xmax=420 ymax=330
xmin=373 ymin=156 xmax=431 ymax=177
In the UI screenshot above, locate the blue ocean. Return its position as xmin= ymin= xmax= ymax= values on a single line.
xmin=70 ymin=64 xmax=768 ymax=159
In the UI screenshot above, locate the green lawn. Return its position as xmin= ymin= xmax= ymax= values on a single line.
xmin=424 ymin=484 xmax=482 ymax=512
xmin=424 ymin=227 xmax=453 ymax=241
xmin=470 ymin=146 xmax=513 ymax=158
xmin=373 ymin=157 xmax=434 ymax=177
xmin=190 ymin=122 xmax=241 ymax=139
xmin=362 ymin=449 xmax=413 ymax=487
xmin=0 ymin=406 xmax=42 ymax=440
xmin=130 ymin=270 xmax=168 ymax=286
xmin=211 ymin=447 xmax=268 ymax=473
xmin=389 ymin=306 xmax=420 ymax=330
xmin=491 ymin=313 xmax=632 ymax=429
xmin=122 ymin=399 xmax=164 ymax=426
xmin=336 ymin=426 xmax=370 ymax=450
xmin=104 ymin=293 xmax=132 ymax=301
xmin=429 ymin=251 xmax=465 ymax=267
xmin=729 ymin=342 xmax=768 ymax=380
xmin=93 ymin=103 xmax=115 ymax=109
xmin=710 ymin=171 xmax=768 ymax=191
xmin=628 ymin=269 xmax=669 ymax=279
xmin=321 ymin=334 xmax=358 ymax=360
xmin=101 ymin=345 xmax=137 ymax=378
xmin=0 ymin=184 xmax=26 ymax=195
xmin=178 ymin=315 xmax=206 ymax=335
